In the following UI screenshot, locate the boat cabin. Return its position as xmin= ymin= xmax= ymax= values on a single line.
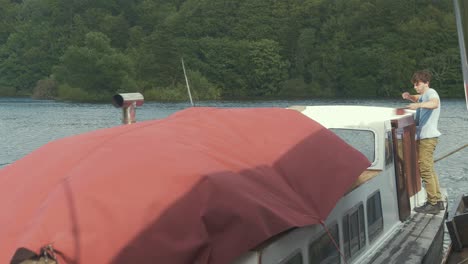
xmin=232 ymin=105 xmax=445 ymax=264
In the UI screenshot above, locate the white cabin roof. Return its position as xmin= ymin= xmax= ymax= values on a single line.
xmin=289 ymin=105 xmax=414 ymax=129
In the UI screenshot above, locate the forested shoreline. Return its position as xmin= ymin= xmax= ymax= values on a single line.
xmin=0 ymin=0 xmax=463 ymax=101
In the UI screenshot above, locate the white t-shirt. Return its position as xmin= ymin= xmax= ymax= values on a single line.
xmin=415 ymin=88 xmax=441 ymax=139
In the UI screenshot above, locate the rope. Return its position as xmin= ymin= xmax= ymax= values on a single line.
xmin=41 ymin=244 xmax=58 ymax=263
xmin=320 ymin=220 xmax=349 ymax=264
xmin=435 ymin=144 xmax=468 ymax=163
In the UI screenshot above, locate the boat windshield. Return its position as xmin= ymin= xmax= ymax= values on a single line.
xmin=329 ymin=128 xmax=375 ymax=163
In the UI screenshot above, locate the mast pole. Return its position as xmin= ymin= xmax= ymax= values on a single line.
xmin=181 ymin=57 xmax=194 ymax=107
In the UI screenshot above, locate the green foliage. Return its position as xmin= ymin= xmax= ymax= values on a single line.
xmin=0 ymin=86 xmax=16 ymax=97
xmin=142 ymin=70 xmax=220 ymax=101
xmin=32 ymin=78 xmax=58 ymax=99
xmin=189 ymin=37 xmax=248 ymax=97
xmin=130 ymin=28 xmax=181 ymax=89
xmin=57 ymin=83 xmax=111 ymax=102
xmin=0 ymin=0 xmax=464 ymax=100
xmin=244 ymin=39 xmax=289 ymax=96
xmin=53 ymin=32 xmax=137 ymax=97
xmin=187 ymin=37 xmax=288 ymax=98
xmin=186 ymin=70 xmax=221 ymax=100
xmin=0 ymin=0 xmax=16 ymax=45
xmin=143 ymin=85 xmax=188 ymax=102
xmin=0 ymin=22 xmax=61 ymax=92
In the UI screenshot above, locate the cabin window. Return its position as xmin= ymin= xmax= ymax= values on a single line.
xmin=329 ymin=129 xmax=375 ymax=163
xmin=342 ymin=204 xmax=366 ymax=260
xmin=367 ymin=191 xmax=384 ymax=242
xmin=282 ymin=251 xmax=303 ymax=264
xmin=308 ymin=223 xmax=340 ymax=264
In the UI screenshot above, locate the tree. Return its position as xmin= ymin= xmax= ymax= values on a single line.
xmin=244 ymin=39 xmax=289 ymax=96
xmin=53 ymin=32 xmax=136 ymax=96
xmin=0 ymin=0 xmax=16 ymax=45
xmin=0 ymin=22 xmax=61 ymax=92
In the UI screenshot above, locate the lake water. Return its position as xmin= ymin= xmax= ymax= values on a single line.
xmin=0 ymin=97 xmax=467 ymax=251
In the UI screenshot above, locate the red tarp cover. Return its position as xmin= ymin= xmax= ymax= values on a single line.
xmin=0 ymin=107 xmax=370 ymax=264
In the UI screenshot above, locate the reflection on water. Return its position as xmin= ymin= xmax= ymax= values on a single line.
xmin=0 ymin=97 xmax=467 ymax=250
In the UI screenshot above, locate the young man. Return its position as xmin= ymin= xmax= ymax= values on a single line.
xmin=402 ymin=70 xmax=443 ymax=214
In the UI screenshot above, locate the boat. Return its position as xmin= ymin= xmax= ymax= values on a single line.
xmin=0 ymin=101 xmax=448 ymax=264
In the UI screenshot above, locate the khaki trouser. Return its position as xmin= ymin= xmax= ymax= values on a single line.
xmin=417 ymin=138 xmax=442 ymax=205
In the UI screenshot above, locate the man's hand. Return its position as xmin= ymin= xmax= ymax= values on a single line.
xmin=402 ymin=92 xmax=410 ymax=100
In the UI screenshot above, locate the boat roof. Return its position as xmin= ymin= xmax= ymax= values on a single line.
xmin=290 ymin=105 xmax=414 ymax=129
xmin=0 ymin=107 xmax=369 ymax=264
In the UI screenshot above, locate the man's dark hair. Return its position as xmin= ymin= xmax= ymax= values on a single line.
xmin=411 ymin=70 xmax=432 ymax=84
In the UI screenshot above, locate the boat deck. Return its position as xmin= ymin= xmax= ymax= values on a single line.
xmin=365 ymin=204 xmax=446 ymax=264
xmin=445 ymin=246 xmax=468 ymax=264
